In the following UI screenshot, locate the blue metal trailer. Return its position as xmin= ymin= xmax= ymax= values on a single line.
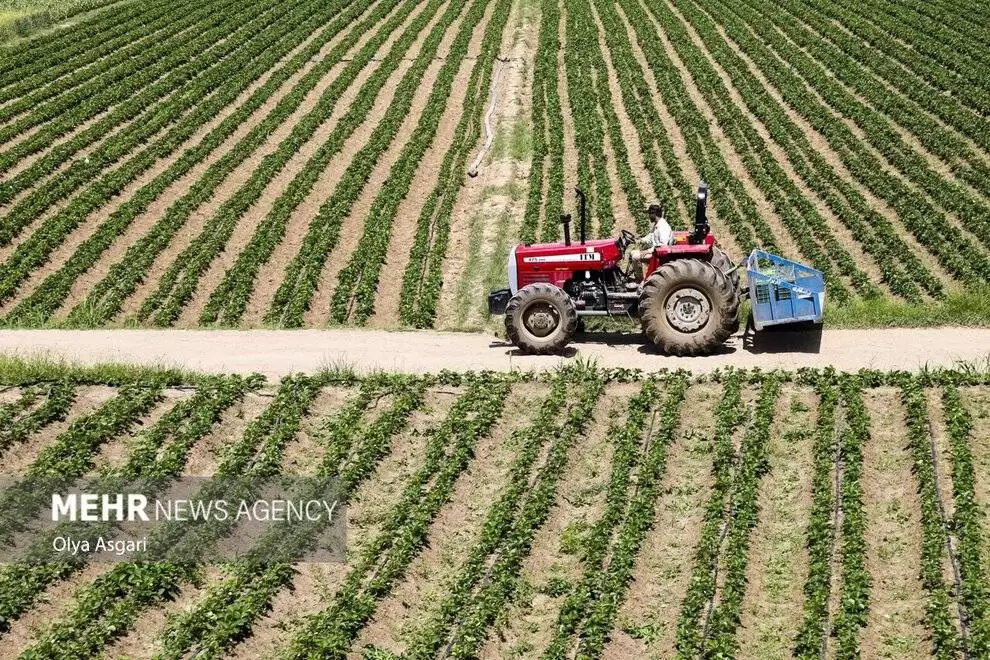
xmin=746 ymin=249 xmax=825 ymax=330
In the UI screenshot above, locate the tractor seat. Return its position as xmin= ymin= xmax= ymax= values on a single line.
xmin=624 ymin=281 xmax=640 ymax=291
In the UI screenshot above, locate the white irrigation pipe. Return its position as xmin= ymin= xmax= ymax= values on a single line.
xmin=467 ymin=57 xmax=512 ymax=177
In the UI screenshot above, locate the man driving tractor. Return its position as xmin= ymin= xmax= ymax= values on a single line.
xmin=626 ymin=202 xmax=673 ymax=283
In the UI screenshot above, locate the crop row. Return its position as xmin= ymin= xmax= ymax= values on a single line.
xmin=0 ymin=381 xmax=74 ymax=457
xmin=616 ymin=0 xmax=779 ymax=260
xmin=674 ymin=0 xmax=941 ymax=300
xmin=594 ymin=0 xmax=691 ymax=226
xmin=569 ymin=377 xmax=688 ymax=657
xmin=941 ymin=384 xmax=990 ymax=656
xmin=0 ymin=376 xmax=254 ymax=632
xmin=704 ymin=0 xmax=990 ymax=287
xmin=676 ymin=374 xmax=781 ymax=656
xmin=794 ymin=373 xmax=869 ymax=659
xmin=135 ymin=0 xmax=437 ymax=327
xmin=0 ymin=0 xmax=157 ymax=95
xmin=839 ymin=0 xmax=990 ymax=107
xmin=794 ymin=379 xmax=841 ymax=658
xmin=155 ymin=376 xmax=426 ymax=657
xmin=811 ymin=0 xmax=988 ymax=118
xmin=0 ymin=367 xmax=986 ymax=655
xmin=645 ymin=0 xmax=873 ymax=302
xmin=674 ymin=372 xmax=745 ymax=656
xmin=900 ymin=376 xmax=967 ymax=656
xmin=0 ymin=0 xmax=258 ymax=206
xmin=262 ymin=0 xmax=467 ymax=327
xmin=187 ymin=0 xmax=412 ymax=327
xmin=578 ymin=0 xmax=651 ymax=237
xmin=774 ymin=0 xmax=990 ymax=169
xmin=328 ymin=0 xmax=515 ymax=325
xmin=34 ymin=0 xmax=377 ymax=328
xmin=284 ymin=375 xmax=514 ymax=658
xmin=1 ymin=0 xmax=358 ymax=325
xmin=732 ymin=0 xmax=990 ymax=243
xmin=398 ymin=0 xmax=518 ymax=328
xmin=0 ymin=0 xmax=314 ymax=315
xmin=404 ymin=372 xmax=608 ymax=659
xmin=562 ymin=0 xmax=615 ymax=238
xmin=20 ymin=373 xmax=332 ymax=658
xmin=0 ymin=0 xmax=201 ymax=129
xmin=519 ymin=0 xmax=564 ymax=244
xmin=0 ymin=383 xmax=164 ymax=544
xmin=263 ymin=0 xmax=483 ymax=327
xmin=831 ymin=377 xmax=870 ymax=657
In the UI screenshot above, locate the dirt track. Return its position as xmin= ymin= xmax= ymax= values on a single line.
xmin=0 ymin=327 xmax=986 ymax=377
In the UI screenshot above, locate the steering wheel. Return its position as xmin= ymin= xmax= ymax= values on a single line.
xmin=618 ymin=229 xmax=636 ymax=252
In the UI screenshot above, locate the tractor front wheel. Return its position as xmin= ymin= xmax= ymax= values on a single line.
xmin=639 ymin=259 xmax=739 ymax=355
xmin=505 ymin=284 xmax=578 ymax=354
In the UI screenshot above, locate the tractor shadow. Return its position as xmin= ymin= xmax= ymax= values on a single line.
xmin=741 ymin=318 xmax=823 ymax=354
xmin=634 ymin=340 xmax=737 ymax=357
xmin=488 ymin=340 xmax=579 ymax=358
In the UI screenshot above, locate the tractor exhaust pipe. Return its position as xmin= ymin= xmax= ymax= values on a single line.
xmin=575 ymin=187 xmax=587 ymax=245
xmin=560 ymin=213 xmax=572 ymax=246
xmin=690 ymin=180 xmax=710 ymax=245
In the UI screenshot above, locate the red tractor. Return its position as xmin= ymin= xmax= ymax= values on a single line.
xmin=488 ymin=182 xmax=741 ymax=355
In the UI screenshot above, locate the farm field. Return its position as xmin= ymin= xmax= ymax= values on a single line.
xmin=0 ymin=0 xmax=987 ymax=331
xmin=0 ymin=360 xmax=987 ymax=658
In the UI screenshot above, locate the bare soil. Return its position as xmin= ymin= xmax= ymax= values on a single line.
xmin=302 ymin=1 xmax=466 ymax=328
xmin=605 ymin=381 xmax=720 ymax=658
xmin=736 ymin=385 xmax=817 ymax=658
xmin=859 ymin=387 xmax=932 ymax=659
xmin=54 ymin=10 xmax=357 ymax=320
xmin=0 ymin=384 xmax=116 ymax=474
xmin=368 ymin=0 xmax=501 ymax=328
xmin=356 ymin=381 xmax=544 ymax=654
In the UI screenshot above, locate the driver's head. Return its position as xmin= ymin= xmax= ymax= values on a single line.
xmin=647 ymin=203 xmax=662 ymax=224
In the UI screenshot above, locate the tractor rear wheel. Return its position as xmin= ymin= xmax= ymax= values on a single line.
xmin=710 ymin=246 xmax=740 ymax=332
xmin=505 ymin=284 xmax=578 ymax=354
xmin=639 ymin=259 xmax=739 ymax=355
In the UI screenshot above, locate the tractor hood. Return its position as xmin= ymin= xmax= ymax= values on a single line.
xmin=518 ymin=238 xmax=618 ymax=253
xmin=506 ymin=238 xmax=624 ymax=294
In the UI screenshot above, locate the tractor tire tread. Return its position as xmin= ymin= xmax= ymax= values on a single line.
xmin=639 ymin=259 xmax=739 ymax=356
xmin=505 ymin=283 xmax=578 ymax=354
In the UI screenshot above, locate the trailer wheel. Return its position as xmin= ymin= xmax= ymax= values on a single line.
xmin=505 ymin=284 xmax=578 ymax=354
xmin=639 ymin=259 xmax=739 ymax=355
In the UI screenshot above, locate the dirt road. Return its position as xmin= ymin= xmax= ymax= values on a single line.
xmin=0 ymin=327 xmax=986 ymax=377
